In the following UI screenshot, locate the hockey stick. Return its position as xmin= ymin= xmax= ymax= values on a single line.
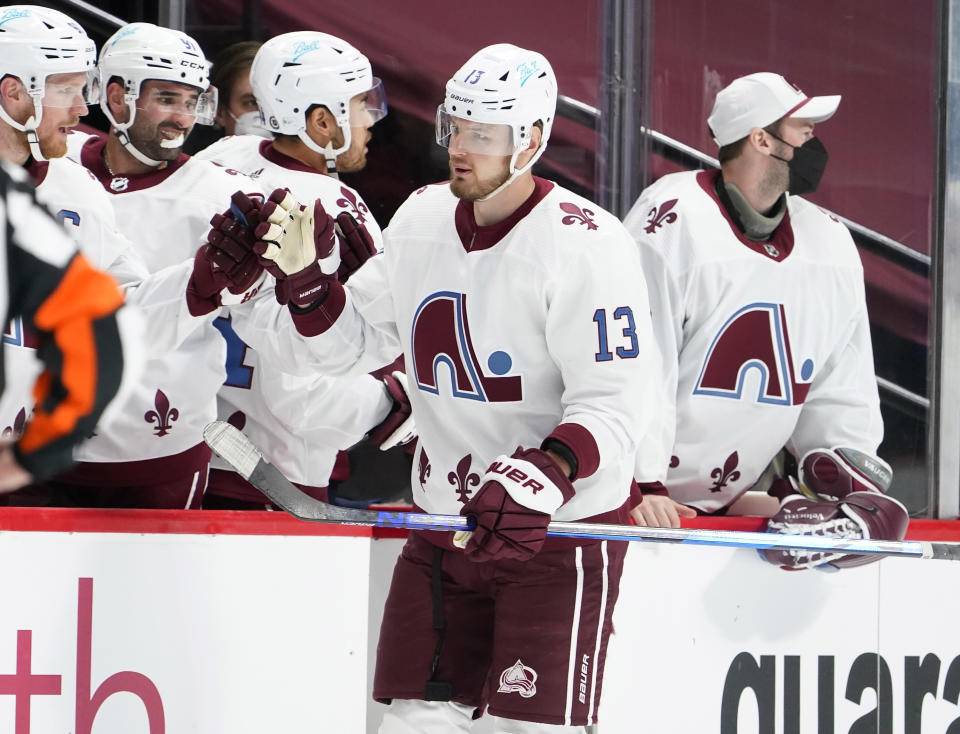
xmin=203 ymin=421 xmax=960 ymax=562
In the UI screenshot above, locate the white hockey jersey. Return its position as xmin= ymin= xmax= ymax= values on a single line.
xmin=0 ymin=156 xmax=150 ymax=442
xmin=194 ymin=135 xmax=391 ymax=487
xmin=65 ymin=132 xmax=267 ymax=465
xmin=0 ymin=159 xmax=139 ymax=475
xmin=263 ymin=178 xmax=660 ymax=521
xmin=623 ymin=169 xmax=883 ymax=512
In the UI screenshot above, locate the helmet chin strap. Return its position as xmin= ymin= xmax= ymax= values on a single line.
xmin=111 ymin=127 xmax=164 ymax=167
xmin=323 ymin=142 xmax=339 ymax=180
xmin=0 ymin=101 xmax=47 ymax=161
xmin=104 ymin=98 xmax=164 ymax=168
xmin=475 ymin=143 xmax=545 ymax=202
xmin=23 ymin=117 xmax=45 ymax=162
xmin=298 ymin=126 xmax=347 ymax=180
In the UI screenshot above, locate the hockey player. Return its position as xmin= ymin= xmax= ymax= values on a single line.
xmin=192 ymin=31 xmax=411 ymax=509
xmin=0 ymin=6 xmax=228 ymax=507
xmin=47 ymin=22 xmax=269 ymax=509
xmin=623 ymin=72 xmax=908 ymax=570
xmin=229 ymin=43 xmax=660 ymax=732
xmin=0 ymin=159 xmax=131 ymax=491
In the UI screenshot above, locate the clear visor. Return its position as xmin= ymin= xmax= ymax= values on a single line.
xmin=40 ymin=70 xmax=100 ymax=109
xmin=135 ymin=85 xmax=219 ymax=125
xmin=350 ymin=78 xmax=387 ymax=126
xmin=435 ymin=107 xmax=516 ymax=156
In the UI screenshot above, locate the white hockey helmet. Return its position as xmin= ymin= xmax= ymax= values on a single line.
xmin=98 ymin=22 xmax=216 ymax=165
xmin=251 ymin=31 xmax=386 ymax=163
xmin=0 ymin=5 xmax=98 ymax=160
xmin=437 ymin=43 xmax=557 ymax=197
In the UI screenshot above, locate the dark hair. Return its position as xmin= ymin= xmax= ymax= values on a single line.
xmin=713 ymin=116 xmax=786 ymax=165
xmin=210 ymin=41 xmax=261 ymax=108
xmin=716 ymin=135 xmax=748 ymax=165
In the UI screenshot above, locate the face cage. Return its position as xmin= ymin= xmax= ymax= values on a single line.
xmin=435 ymin=106 xmax=517 ymax=157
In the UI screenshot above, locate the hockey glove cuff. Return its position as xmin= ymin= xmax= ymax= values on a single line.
xmin=459 ymin=447 xmax=575 ymax=563
xmin=368 ymin=371 xmax=417 ymax=450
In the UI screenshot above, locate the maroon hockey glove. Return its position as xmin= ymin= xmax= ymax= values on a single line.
xmin=797 ymin=446 xmax=893 ymax=501
xmin=459 ymin=447 xmax=575 ymax=563
xmin=335 ymin=212 xmax=377 ymax=283
xmin=796 ymin=447 xmax=905 ymax=568
xmin=367 ymin=371 xmax=416 ymax=450
xmin=253 ymin=189 xmax=340 ymax=308
xmin=186 ymin=245 xmax=229 ymax=316
xmin=760 ymin=492 xmax=908 ymax=570
xmin=208 ymin=192 xmax=265 ymax=291
xmin=185 ymin=192 xmax=266 ymax=316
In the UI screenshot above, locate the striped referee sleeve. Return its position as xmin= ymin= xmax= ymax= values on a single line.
xmin=1 ymin=162 xmax=126 ymax=479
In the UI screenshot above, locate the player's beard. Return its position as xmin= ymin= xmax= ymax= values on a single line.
xmin=758 ymin=156 xmax=790 ymax=204
xmin=127 ymin=117 xmax=191 ymax=162
xmin=334 ymin=128 xmax=370 ymax=173
xmin=32 ymin=114 xmax=78 ymax=160
xmin=37 ymin=126 xmax=72 ymax=159
xmin=448 ymin=157 xmax=511 ymax=201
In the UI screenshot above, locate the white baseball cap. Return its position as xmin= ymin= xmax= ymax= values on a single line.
xmin=707 ymin=72 xmax=841 ymax=147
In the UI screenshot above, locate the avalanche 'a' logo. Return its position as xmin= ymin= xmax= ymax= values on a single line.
xmin=411 ymin=291 xmax=522 ymax=402
xmin=694 ymin=303 xmax=813 ymax=406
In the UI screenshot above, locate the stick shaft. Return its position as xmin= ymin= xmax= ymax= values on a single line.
xmin=366 ymin=511 xmax=928 ymax=557
xmin=204 ymin=421 xmax=960 ymax=562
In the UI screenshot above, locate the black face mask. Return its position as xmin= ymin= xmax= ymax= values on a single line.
xmin=769 ymin=133 xmax=829 ymax=195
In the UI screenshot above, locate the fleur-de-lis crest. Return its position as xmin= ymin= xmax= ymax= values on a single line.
xmin=418 ymin=447 xmax=431 ymax=489
xmin=709 ymin=451 xmax=741 ymax=492
xmin=644 ymin=199 xmax=679 ymax=234
xmin=144 ymin=389 xmax=179 ymax=436
xmin=1 ymin=407 xmax=27 ymax=440
xmin=336 ymin=187 xmax=369 ymax=224
xmin=448 ymin=454 xmax=480 ymax=504
xmin=559 ymin=202 xmax=598 ymax=230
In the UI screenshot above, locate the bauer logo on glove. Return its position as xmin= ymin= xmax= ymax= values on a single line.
xmin=459 ymin=447 xmax=576 ymax=563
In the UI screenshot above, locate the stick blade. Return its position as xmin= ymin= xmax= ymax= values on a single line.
xmin=203 ymin=420 xmax=341 ymax=522
xmin=203 ymin=420 xmax=262 ymax=480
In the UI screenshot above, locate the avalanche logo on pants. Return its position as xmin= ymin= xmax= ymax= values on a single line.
xmin=498 ymin=659 xmax=538 ymax=698
xmin=694 ymin=302 xmax=813 ymax=406
xmin=411 ymin=291 xmax=522 ymax=402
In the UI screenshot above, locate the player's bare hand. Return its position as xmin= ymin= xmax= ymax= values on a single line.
xmin=630 ymin=494 xmax=696 ymax=528
xmin=0 ymin=444 xmax=33 ymax=494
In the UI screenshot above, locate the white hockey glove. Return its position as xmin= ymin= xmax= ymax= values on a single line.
xmin=253 ymin=189 xmax=340 ymax=307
